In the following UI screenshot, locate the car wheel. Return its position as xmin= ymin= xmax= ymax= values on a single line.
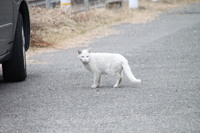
xmin=2 ymin=13 xmax=27 ymax=82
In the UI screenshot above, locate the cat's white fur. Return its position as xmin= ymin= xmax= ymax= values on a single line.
xmin=78 ymin=49 xmax=141 ymax=88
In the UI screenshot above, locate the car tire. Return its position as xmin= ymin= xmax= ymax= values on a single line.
xmin=2 ymin=13 xmax=27 ymax=82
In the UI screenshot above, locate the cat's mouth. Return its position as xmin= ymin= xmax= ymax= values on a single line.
xmin=81 ymin=59 xmax=89 ymax=64
xmin=82 ymin=61 xmax=89 ymax=64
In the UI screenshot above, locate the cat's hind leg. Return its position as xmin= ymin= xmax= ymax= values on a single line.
xmin=91 ymin=73 xmax=101 ymax=88
xmin=113 ymin=72 xmax=122 ymax=88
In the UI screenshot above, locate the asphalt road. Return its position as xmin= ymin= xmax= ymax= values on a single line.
xmin=1 ymin=3 xmax=200 ymax=133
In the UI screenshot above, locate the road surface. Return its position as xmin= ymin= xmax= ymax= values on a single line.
xmin=0 ymin=3 xmax=200 ymax=133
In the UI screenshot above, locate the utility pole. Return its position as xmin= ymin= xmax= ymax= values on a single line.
xmin=46 ymin=0 xmax=51 ymax=9
xmin=129 ymin=0 xmax=138 ymax=9
xmin=60 ymin=0 xmax=71 ymax=9
xmin=84 ymin=0 xmax=89 ymax=10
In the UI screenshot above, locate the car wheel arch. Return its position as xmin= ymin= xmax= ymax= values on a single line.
xmin=19 ymin=1 xmax=30 ymax=51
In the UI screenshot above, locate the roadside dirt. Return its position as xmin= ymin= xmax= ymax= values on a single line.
xmin=28 ymin=0 xmax=200 ymax=56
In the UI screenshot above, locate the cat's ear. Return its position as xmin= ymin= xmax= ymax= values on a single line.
xmin=78 ymin=49 xmax=82 ymax=54
xmin=87 ymin=48 xmax=91 ymax=53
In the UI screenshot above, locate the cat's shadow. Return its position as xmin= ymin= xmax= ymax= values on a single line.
xmin=94 ymin=84 xmax=140 ymax=92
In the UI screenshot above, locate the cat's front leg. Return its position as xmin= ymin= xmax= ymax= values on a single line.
xmin=91 ymin=73 xmax=101 ymax=88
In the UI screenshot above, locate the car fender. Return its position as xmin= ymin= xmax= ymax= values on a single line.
xmin=13 ymin=0 xmax=30 ymax=51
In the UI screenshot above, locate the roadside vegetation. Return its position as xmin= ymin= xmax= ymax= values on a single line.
xmin=30 ymin=0 xmax=200 ymax=48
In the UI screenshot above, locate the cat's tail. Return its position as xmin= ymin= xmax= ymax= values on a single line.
xmin=122 ymin=60 xmax=141 ymax=83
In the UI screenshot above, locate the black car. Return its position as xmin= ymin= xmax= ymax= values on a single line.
xmin=0 ymin=0 xmax=30 ymax=82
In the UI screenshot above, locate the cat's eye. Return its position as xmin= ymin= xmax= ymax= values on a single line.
xmin=81 ymin=56 xmax=84 ymax=58
xmin=86 ymin=56 xmax=89 ymax=58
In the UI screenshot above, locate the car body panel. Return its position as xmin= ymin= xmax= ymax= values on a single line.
xmin=0 ymin=0 xmax=14 ymax=56
xmin=0 ymin=0 xmax=30 ymax=63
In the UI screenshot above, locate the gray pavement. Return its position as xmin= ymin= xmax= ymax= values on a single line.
xmin=0 ymin=3 xmax=200 ymax=133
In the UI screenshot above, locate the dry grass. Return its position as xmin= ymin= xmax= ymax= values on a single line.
xmin=30 ymin=0 xmax=200 ymax=48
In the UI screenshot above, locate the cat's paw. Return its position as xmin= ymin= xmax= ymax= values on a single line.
xmin=133 ymin=79 xmax=141 ymax=83
xmin=113 ymin=84 xmax=119 ymax=88
xmin=91 ymin=84 xmax=99 ymax=88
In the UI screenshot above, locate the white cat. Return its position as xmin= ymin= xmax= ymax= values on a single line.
xmin=78 ymin=49 xmax=141 ymax=88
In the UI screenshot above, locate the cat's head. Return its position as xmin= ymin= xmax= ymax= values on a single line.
xmin=78 ymin=49 xmax=91 ymax=64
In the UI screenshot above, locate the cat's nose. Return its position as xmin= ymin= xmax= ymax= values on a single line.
xmin=82 ymin=59 xmax=87 ymax=62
